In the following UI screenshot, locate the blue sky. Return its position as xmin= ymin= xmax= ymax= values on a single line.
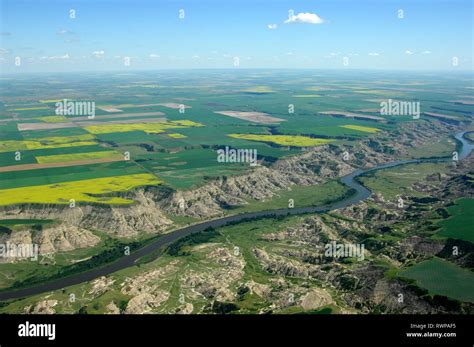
xmin=0 ymin=0 xmax=472 ymax=72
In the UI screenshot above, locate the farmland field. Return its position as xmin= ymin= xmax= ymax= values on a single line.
xmin=36 ymin=150 xmax=121 ymax=164
xmin=401 ymin=257 xmax=474 ymax=303
xmin=435 ymin=198 xmax=474 ymax=243
xmin=228 ymin=134 xmax=334 ymax=147
xmin=0 ymin=173 xmax=161 ymax=205
xmin=0 ymin=70 xmax=472 ymax=206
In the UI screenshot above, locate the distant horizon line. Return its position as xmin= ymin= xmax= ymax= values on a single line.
xmin=1 ymin=67 xmax=473 ymax=76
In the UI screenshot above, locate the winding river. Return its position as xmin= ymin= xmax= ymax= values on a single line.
xmin=0 ymin=131 xmax=472 ymax=301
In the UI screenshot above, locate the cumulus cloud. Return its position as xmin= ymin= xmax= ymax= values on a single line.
xmin=405 ymin=50 xmax=414 ymax=55
xmin=65 ymin=38 xmax=80 ymax=43
xmin=267 ymin=24 xmax=278 ymax=30
xmin=368 ymin=52 xmax=380 ymax=56
xmin=284 ymin=12 xmax=324 ymax=24
xmin=92 ymin=50 xmax=105 ymax=58
xmin=57 ymin=29 xmax=75 ymax=35
xmin=149 ymin=53 xmax=160 ymax=58
xmin=39 ymin=54 xmax=70 ymax=60
xmin=421 ymin=50 xmax=432 ymax=54
xmin=324 ymin=52 xmax=339 ymax=58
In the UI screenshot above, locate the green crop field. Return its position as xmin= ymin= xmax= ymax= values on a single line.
xmin=401 ymin=257 xmax=474 ymax=303
xmin=435 ymin=198 xmax=474 ymax=243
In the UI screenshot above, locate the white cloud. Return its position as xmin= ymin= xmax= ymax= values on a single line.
xmin=92 ymin=50 xmax=105 ymax=57
xmin=405 ymin=50 xmax=414 ymax=55
xmin=324 ymin=52 xmax=339 ymax=58
xmin=149 ymin=54 xmax=160 ymax=58
xmin=348 ymin=52 xmax=359 ymax=56
xmin=57 ymin=29 xmax=75 ymax=36
xmin=40 ymin=54 xmax=70 ymax=60
xmin=421 ymin=50 xmax=432 ymax=54
xmin=286 ymin=51 xmax=294 ymax=56
xmin=65 ymin=38 xmax=80 ymax=43
xmin=268 ymin=24 xmax=278 ymax=30
xmin=368 ymin=52 xmax=380 ymax=56
xmin=192 ymin=55 xmax=200 ymax=59
xmin=284 ymin=12 xmax=324 ymax=24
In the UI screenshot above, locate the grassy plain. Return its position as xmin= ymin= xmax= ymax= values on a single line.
xmin=359 ymin=162 xmax=449 ymax=200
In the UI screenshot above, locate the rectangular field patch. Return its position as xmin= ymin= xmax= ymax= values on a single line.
xmin=0 ymin=173 xmax=161 ymax=206
xmin=36 ymin=150 xmax=121 ymax=164
xmin=214 ymin=111 xmax=285 ymax=124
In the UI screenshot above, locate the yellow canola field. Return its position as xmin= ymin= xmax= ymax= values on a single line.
xmin=352 ymin=90 xmax=406 ymax=97
xmin=340 ymin=125 xmax=380 ymax=133
xmin=39 ymin=99 xmax=63 ymax=103
xmin=0 ymin=134 xmax=97 ymax=153
xmin=305 ymin=87 xmax=332 ymax=91
xmin=0 ymin=173 xmax=161 ymax=206
xmin=12 ymin=106 xmax=49 ymax=111
xmin=84 ymin=120 xmax=203 ymax=135
xmin=36 ymin=150 xmax=120 ymax=164
xmin=228 ymin=134 xmax=333 ymax=147
xmin=242 ymin=86 xmax=275 ymax=94
xmin=168 ymin=133 xmax=187 ymax=139
xmin=40 ymin=115 xmax=68 ymax=122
